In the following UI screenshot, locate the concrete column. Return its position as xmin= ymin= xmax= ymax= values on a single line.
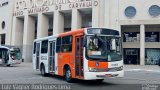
xmin=22 ymin=15 xmax=35 ymax=62
xmin=53 ymin=11 xmax=64 ymax=35
xmin=92 ymin=0 xmax=105 ymax=27
xmin=92 ymin=5 xmax=99 ymax=27
xmin=104 ymin=0 xmax=110 ymax=28
xmin=6 ymin=28 xmax=12 ymax=45
xmin=6 ymin=18 xmax=13 ymax=46
xmin=71 ymin=9 xmax=82 ymax=30
xmin=140 ymin=24 xmax=145 ymax=65
xmin=12 ymin=17 xmax=24 ymax=46
xmin=108 ymin=0 xmax=119 ymax=29
xmin=37 ymin=13 xmax=48 ymax=38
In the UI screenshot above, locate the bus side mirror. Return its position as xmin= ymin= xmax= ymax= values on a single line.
xmin=83 ymin=36 xmax=87 ymax=47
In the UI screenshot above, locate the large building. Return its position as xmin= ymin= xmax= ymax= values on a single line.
xmin=0 ymin=0 xmax=160 ymax=65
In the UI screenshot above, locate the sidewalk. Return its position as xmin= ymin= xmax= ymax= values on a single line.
xmin=124 ymin=65 xmax=160 ymax=72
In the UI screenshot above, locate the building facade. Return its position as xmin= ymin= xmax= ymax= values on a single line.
xmin=0 ymin=0 xmax=14 ymax=46
xmin=0 ymin=0 xmax=160 ymax=65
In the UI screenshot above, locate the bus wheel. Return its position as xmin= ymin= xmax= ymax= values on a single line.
xmin=7 ymin=64 xmax=10 ymax=67
xmin=41 ymin=64 xmax=47 ymax=76
xmin=96 ymin=79 xmax=104 ymax=83
xmin=65 ymin=67 xmax=73 ymax=83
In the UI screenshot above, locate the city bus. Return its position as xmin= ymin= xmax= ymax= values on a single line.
xmin=0 ymin=46 xmax=21 ymax=66
xmin=33 ymin=28 xmax=124 ymax=82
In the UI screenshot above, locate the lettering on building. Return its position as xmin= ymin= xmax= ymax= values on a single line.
xmin=15 ymin=0 xmax=93 ymax=10
xmin=13 ymin=0 xmax=98 ymax=16
xmin=28 ymin=6 xmax=49 ymax=14
xmin=69 ymin=1 xmax=98 ymax=9
xmin=0 ymin=1 xmax=9 ymax=7
xmin=13 ymin=11 xmax=24 ymax=17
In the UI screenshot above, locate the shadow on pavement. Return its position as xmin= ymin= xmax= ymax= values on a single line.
xmin=0 ymin=65 xmax=20 ymax=67
xmin=35 ymin=73 xmax=115 ymax=86
xmin=72 ymin=79 xmax=115 ymax=86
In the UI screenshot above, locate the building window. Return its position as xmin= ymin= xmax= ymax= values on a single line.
xmin=145 ymin=49 xmax=160 ymax=65
xmin=123 ymin=32 xmax=140 ymax=42
xmin=145 ymin=32 xmax=159 ymax=42
xmin=1 ymin=21 xmax=5 ymax=29
xmin=48 ymin=17 xmax=53 ymax=36
xmin=149 ymin=5 xmax=160 ymax=17
xmin=1 ymin=34 xmax=5 ymax=45
xmin=123 ymin=48 xmax=140 ymax=65
xmin=41 ymin=40 xmax=48 ymax=53
xmin=125 ymin=6 xmax=137 ymax=18
xmin=64 ymin=13 xmax=72 ymax=32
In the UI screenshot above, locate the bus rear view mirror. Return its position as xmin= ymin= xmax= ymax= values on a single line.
xmin=111 ymin=39 xmax=116 ymax=50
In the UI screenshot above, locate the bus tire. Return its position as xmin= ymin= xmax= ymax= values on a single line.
xmin=65 ymin=67 xmax=73 ymax=83
xmin=7 ymin=64 xmax=10 ymax=67
xmin=40 ymin=64 xmax=47 ymax=76
xmin=96 ymin=79 xmax=104 ymax=83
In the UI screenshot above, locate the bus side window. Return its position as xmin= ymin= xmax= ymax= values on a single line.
xmin=41 ymin=40 xmax=48 ymax=53
xmin=56 ymin=37 xmax=61 ymax=53
xmin=33 ymin=42 xmax=36 ymax=54
xmin=62 ymin=36 xmax=72 ymax=52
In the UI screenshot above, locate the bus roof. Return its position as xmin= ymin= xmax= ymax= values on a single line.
xmin=0 ymin=45 xmax=21 ymax=50
xmin=59 ymin=29 xmax=84 ymax=37
xmin=34 ymin=28 xmax=120 ymax=42
xmin=34 ymin=29 xmax=84 ymax=42
xmin=0 ymin=45 xmax=10 ymax=50
xmin=34 ymin=35 xmax=58 ymax=42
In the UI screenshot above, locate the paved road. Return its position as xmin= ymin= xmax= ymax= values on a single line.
xmin=0 ymin=63 xmax=160 ymax=90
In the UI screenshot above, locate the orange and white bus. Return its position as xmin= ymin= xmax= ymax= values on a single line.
xmin=33 ymin=28 xmax=124 ymax=82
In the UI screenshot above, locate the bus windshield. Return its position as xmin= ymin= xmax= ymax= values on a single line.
xmin=86 ymin=35 xmax=122 ymax=61
xmin=0 ymin=48 xmax=9 ymax=60
xmin=10 ymin=48 xmax=21 ymax=60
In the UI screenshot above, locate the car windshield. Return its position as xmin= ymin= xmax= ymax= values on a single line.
xmin=10 ymin=48 xmax=21 ymax=60
xmin=86 ymin=35 xmax=122 ymax=61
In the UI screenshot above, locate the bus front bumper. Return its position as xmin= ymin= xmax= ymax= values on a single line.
xmin=11 ymin=60 xmax=21 ymax=64
xmin=84 ymin=71 xmax=124 ymax=80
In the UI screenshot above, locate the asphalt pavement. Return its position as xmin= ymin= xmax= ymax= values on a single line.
xmin=0 ymin=63 xmax=160 ymax=90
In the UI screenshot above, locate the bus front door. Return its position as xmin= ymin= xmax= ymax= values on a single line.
xmin=75 ymin=36 xmax=83 ymax=78
xmin=49 ymin=41 xmax=56 ymax=73
xmin=36 ymin=43 xmax=40 ymax=69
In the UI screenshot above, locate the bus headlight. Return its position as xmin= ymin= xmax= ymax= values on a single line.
xmin=116 ymin=66 xmax=123 ymax=71
xmin=107 ymin=66 xmax=123 ymax=72
xmin=119 ymin=66 xmax=123 ymax=71
xmin=88 ymin=67 xmax=98 ymax=72
xmin=88 ymin=66 xmax=123 ymax=72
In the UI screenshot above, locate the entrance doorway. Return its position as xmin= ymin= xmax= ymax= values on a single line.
xmin=124 ymin=48 xmax=140 ymax=65
xmin=36 ymin=43 xmax=40 ymax=69
xmin=75 ymin=36 xmax=83 ymax=78
xmin=49 ymin=41 xmax=56 ymax=72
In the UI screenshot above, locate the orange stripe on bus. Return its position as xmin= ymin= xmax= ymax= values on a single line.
xmin=59 ymin=29 xmax=84 ymax=37
xmin=88 ymin=60 xmax=108 ymax=68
